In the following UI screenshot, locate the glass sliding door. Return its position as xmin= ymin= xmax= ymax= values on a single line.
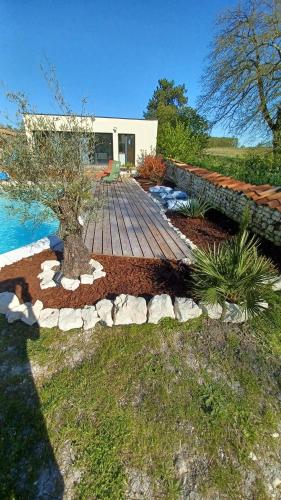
xmin=118 ymin=134 xmax=135 ymax=165
xmin=94 ymin=133 xmax=113 ymax=165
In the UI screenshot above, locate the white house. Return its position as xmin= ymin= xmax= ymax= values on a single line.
xmin=23 ymin=113 xmax=158 ymax=166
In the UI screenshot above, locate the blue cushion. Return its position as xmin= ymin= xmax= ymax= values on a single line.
xmin=167 ymin=199 xmax=190 ymax=211
xmin=149 ymin=186 xmax=173 ymax=193
xmin=166 ymin=190 xmax=188 ymax=200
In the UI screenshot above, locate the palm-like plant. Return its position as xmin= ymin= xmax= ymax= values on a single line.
xmin=178 ymin=197 xmax=211 ymax=218
xmin=192 ymin=230 xmax=278 ymax=318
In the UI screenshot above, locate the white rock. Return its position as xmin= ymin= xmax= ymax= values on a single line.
xmin=272 ymin=432 xmax=279 ymax=438
xmin=249 ymin=452 xmax=257 ymax=461
xmin=41 ymin=259 xmax=60 ymax=271
xmin=37 ymin=269 xmax=55 ymax=281
xmin=147 ymin=294 xmax=175 ymax=324
xmin=61 ymin=277 xmax=80 ymax=291
xmin=38 ymin=308 xmax=59 ymax=328
xmin=199 ymin=301 xmax=223 ymax=320
xmin=174 ymin=297 xmax=202 ymax=322
xmin=58 ymin=308 xmax=83 ymax=331
xmin=273 ymin=478 xmax=281 ymax=489
xmin=82 ymin=305 xmax=100 ymax=329
xmin=93 ymin=269 xmax=106 ymax=280
xmin=180 ymin=256 xmax=195 ymax=266
xmin=80 ymin=274 xmax=94 ymax=285
xmin=113 ymin=294 xmax=147 ymax=325
xmin=223 ymin=302 xmax=248 ymax=323
xmin=89 ymin=259 xmax=104 ymax=271
xmin=21 ymin=300 xmax=44 ymax=326
xmin=6 ymin=304 xmax=28 ymax=323
xmin=96 ymin=299 xmax=113 ymax=327
xmin=40 ymin=278 xmax=57 ymax=290
xmin=0 ymin=292 xmax=20 ymax=314
xmin=272 ymin=276 xmax=281 ymax=291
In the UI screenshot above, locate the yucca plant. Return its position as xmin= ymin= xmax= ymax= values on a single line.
xmin=178 ymin=197 xmax=211 ymax=218
xmin=192 ymin=230 xmax=278 ymax=318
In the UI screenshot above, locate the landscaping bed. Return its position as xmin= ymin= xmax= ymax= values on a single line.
xmin=0 ymin=250 xmax=189 ymax=308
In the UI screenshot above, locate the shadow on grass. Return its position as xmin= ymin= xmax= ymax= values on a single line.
xmin=0 ymin=278 xmax=64 ymax=498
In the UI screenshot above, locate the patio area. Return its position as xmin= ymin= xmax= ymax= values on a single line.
xmin=83 ymin=177 xmax=192 ymax=260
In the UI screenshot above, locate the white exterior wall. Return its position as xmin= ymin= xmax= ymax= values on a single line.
xmin=24 ymin=114 xmax=158 ymax=165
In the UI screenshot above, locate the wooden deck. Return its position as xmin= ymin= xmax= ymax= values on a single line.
xmin=83 ymin=177 xmax=192 ymax=260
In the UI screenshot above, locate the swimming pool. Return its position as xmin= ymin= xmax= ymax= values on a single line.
xmin=0 ymin=196 xmax=59 ymax=254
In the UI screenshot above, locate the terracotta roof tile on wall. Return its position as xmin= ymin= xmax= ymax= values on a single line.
xmin=171 ymin=160 xmax=281 ymax=212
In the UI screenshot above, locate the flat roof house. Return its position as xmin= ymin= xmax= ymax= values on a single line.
xmin=23 ymin=114 xmax=158 ymax=166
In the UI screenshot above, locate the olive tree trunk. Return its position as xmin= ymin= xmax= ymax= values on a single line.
xmin=59 ymin=200 xmax=92 ymax=279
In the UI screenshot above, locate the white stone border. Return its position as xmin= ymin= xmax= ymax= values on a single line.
xmin=0 ymin=291 xmax=251 ymax=331
xmin=0 ymin=234 xmax=63 ymax=270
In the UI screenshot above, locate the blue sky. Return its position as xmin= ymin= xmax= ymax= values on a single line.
xmin=1 ymin=0 xmax=241 ymax=139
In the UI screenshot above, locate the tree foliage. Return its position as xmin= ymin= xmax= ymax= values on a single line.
xmin=144 ymin=78 xmax=209 ymax=160
xmin=199 ymin=0 xmax=281 ymax=164
xmin=1 ymin=70 xmax=99 ymax=279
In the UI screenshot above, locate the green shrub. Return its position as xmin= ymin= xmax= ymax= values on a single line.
xmin=178 ymin=198 xmax=211 ymax=218
xmin=192 ymin=230 xmax=278 ymax=318
xmin=157 ymin=122 xmax=205 ymax=162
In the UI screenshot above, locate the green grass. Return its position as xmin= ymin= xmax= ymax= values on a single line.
xmin=0 ymin=305 xmax=281 ymax=498
xmin=187 ymin=148 xmax=281 ymax=186
xmin=204 ymin=146 xmax=272 ymax=158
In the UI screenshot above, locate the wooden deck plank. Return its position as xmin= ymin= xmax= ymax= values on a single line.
xmin=124 ymin=179 xmax=189 ymax=259
xmin=110 ymin=183 xmax=132 ymax=257
xmin=123 ymin=179 xmax=187 ymax=259
xmin=84 ymin=177 xmax=191 ymax=260
xmin=102 ymin=185 xmax=113 ymax=255
xmin=113 ymin=183 xmax=144 ymax=257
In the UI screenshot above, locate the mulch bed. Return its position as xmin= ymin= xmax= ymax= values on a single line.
xmin=0 ymin=250 xmax=190 ymax=308
xmin=168 ymin=210 xmax=238 ymax=249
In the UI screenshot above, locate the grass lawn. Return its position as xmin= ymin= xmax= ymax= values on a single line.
xmin=0 ymin=301 xmax=281 ymax=498
xmin=204 ymin=147 xmax=272 ymax=158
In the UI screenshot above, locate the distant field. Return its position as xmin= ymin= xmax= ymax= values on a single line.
xmin=204 ymin=146 xmax=272 ymax=158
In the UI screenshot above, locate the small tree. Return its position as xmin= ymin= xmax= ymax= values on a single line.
xmin=1 ymin=75 xmax=99 ymax=279
xmin=199 ymin=0 xmax=281 ymax=166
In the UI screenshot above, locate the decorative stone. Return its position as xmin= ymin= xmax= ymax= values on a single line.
xmin=38 ymin=308 xmax=59 ymax=328
xmin=0 ymin=292 xmax=20 ymax=314
xmin=6 ymin=304 xmax=28 ymax=323
xmin=58 ymin=308 xmax=83 ymax=331
xmin=174 ymin=297 xmax=202 ymax=322
xmin=93 ymin=269 xmax=106 ymax=280
xmin=37 ymin=270 xmax=55 ymax=281
xmin=82 ymin=305 xmax=100 ymax=329
xmin=61 ymin=277 xmax=80 ymax=291
xmin=113 ymin=294 xmax=147 ymax=325
xmin=21 ymin=300 xmax=44 ymax=326
xmin=40 ymin=278 xmax=57 ymax=290
xmin=147 ymin=294 xmax=175 ymax=324
xmin=272 ymin=277 xmax=281 ymax=291
xmin=41 ymin=260 xmax=60 ymax=271
xmin=223 ymin=302 xmax=247 ymax=323
xmin=80 ymin=274 xmax=94 ymax=285
xmin=199 ymin=301 xmax=223 ymax=320
xmin=96 ymin=299 xmax=113 ymax=327
xmin=89 ymin=259 xmax=104 ymax=271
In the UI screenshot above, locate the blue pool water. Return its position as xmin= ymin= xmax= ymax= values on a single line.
xmin=0 ymin=196 xmax=59 ymax=254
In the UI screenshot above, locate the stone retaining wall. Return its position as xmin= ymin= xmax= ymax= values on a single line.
xmin=165 ymin=160 xmax=281 ymax=246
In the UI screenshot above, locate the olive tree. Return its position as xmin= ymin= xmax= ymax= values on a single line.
xmin=199 ymin=0 xmax=281 ymax=165
xmin=1 ymin=82 xmax=99 ymax=279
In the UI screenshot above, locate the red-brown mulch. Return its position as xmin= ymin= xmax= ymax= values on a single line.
xmin=0 ymin=250 xmax=190 ymax=308
xmin=168 ymin=210 xmax=239 ymax=249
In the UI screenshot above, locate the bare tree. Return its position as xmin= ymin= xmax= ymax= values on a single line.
xmin=199 ymin=0 xmax=281 ymax=165
xmin=1 ymin=68 xmax=99 ymax=279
